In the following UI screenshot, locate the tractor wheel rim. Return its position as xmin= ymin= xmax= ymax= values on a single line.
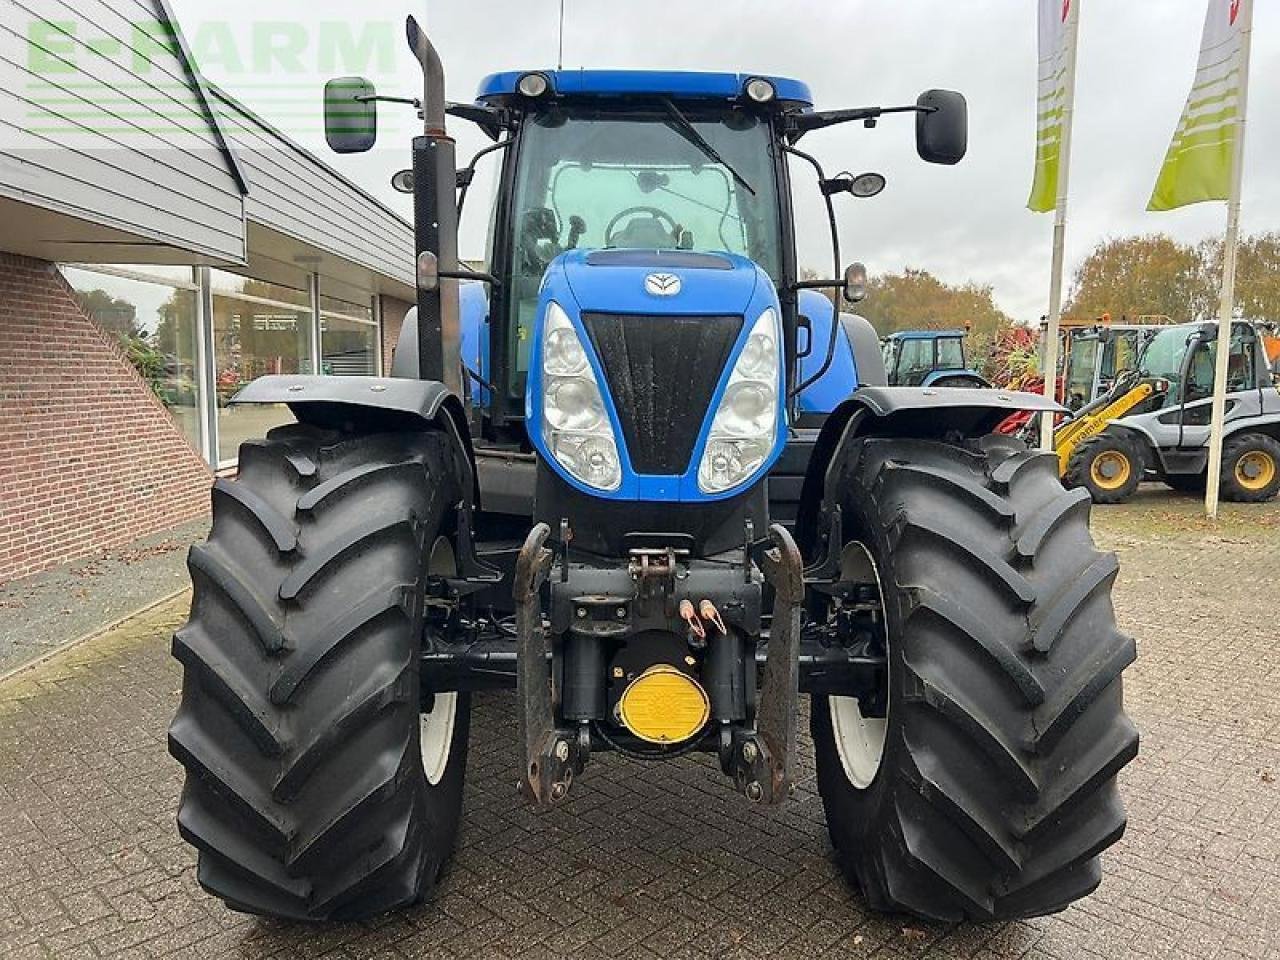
xmin=1235 ymin=450 xmax=1277 ymax=491
xmin=829 ymin=541 xmax=889 ymax=791
xmin=1090 ymin=450 xmax=1130 ymax=490
xmin=421 ymin=537 xmax=459 ymax=786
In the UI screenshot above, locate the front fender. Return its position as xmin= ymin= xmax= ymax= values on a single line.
xmin=230 ymin=374 xmax=478 ymax=505
xmin=794 ymin=386 xmax=1063 ymax=558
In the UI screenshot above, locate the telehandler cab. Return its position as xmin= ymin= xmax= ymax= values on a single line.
xmin=169 ymin=12 xmax=1137 ymax=925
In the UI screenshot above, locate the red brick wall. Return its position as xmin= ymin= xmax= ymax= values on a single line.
xmin=380 ymin=295 xmax=411 ymax=376
xmin=0 ymin=254 xmax=212 ymax=583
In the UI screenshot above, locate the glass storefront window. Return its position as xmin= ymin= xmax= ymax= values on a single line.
xmin=61 ymin=265 xmax=202 ymax=452
xmin=320 ymin=295 xmax=377 ymax=376
xmin=211 ymin=269 xmax=311 ymax=463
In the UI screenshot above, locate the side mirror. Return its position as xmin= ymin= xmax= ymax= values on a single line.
xmin=916 ymin=89 xmax=967 ymax=165
xmin=324 ymin=76 xmax=378 ymax=154
xmin=843 ymin=262 xmax=868 ymax=304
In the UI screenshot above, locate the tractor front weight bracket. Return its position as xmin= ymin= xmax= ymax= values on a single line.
xmin=515 ymin=523 xmax=582 ymax=807
xmin=735 ymin=523 xmax=803 ymax=804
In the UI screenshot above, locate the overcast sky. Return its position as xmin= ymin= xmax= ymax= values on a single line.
xmin=168 ymin=0 xmax=1280 ymax=324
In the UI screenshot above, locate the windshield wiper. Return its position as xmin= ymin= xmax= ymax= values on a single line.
xmin=660 ymin=98 xmax=755 ymax=196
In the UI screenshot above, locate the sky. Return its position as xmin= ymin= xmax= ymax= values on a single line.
xmin=166 ymin=0 xmax=1280 ymax=325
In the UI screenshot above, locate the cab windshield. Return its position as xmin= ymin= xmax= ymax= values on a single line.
xmin=503 ymin=105 xmax=782 ymax=387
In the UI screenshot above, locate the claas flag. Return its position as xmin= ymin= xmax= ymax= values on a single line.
xmin=1028 ymin=0 xmax=1077 ymax=213
xmin=1149 ymin=0 xmax=1251 ymax=211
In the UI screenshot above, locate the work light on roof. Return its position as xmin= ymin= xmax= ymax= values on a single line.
xmin=744 ymin=78 xmax=776 ymax=104
xmin=517 ymin=72 xmax=551 ymax=98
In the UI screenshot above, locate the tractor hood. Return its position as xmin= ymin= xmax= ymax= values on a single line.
xmin=529 ymin=248 xmax=786 ymax=503
xmin=557 ymin=249 xmax=763 ymax=316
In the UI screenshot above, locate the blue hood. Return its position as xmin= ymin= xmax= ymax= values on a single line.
xmin=557 ymin=249 xmax=762 ymax=316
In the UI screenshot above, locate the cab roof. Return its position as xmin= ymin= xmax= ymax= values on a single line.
xmin=476 ymin=70 xmax=813 ymax=106
xmin=887 ymin=329 xmax=968 ymax=340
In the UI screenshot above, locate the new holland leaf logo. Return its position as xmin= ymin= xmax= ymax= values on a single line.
xmin=644 ymin=273 xmax=682 ymax=297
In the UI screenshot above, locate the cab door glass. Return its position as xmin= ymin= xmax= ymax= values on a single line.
xmin=897 ymin=338 xmax=934 ymax=386
xmin=936 ymin=337 xmax=964 ymax=370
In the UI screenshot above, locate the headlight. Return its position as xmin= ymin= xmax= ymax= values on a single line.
xmin=698 ymin=308 xmax=781 ymax=494
xmin=540 ymin=301 xmax=622 ymax=491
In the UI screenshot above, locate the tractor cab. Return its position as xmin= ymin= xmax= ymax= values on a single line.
xmin=880 ymin=328 xmax=988 ymax=388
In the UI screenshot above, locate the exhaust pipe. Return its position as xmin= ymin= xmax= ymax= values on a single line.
xmin=406 ymin=14 xmax=462 ymax=396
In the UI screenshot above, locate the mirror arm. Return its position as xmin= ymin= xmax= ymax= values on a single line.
xmin=781 ymin=144 xmax=840 ymax=282
xmin=788 ymin=103 xmax=930 ymax=141
xmin=355 ymin=94 xmax=420 ymax=107
xmin=457 ymin=136 xmax=514 ymax=218
xmin=438 ymin=268 xmax=502 ymax=289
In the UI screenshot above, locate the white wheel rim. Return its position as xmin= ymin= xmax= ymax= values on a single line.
xmin=830 ymin=696 xmax=887 ymax=789
xmin=420 ymin=692 xmax=457 ymax=786
xmin=421 ymin=537 xmax=459 ymax=787
xmin=828 ymin=541 xmax=890 ymax=790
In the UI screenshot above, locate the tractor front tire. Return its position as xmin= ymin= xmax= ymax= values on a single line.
xmin=1064 ymin=432 xmax=1143 ymax=504
xmin=1219 ymin=432 xmax=1280 ymax=502
xmin=169 ymin=422 xmax=470 ymax=921
xmin=812 ymin=436 xmax=1137 ymax=921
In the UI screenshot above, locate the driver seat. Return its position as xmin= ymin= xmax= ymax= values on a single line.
xmin=610 ymin=214 xmax=677 ymax=249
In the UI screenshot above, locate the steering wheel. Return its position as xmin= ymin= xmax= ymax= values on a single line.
xmin=604 ymin=205 xmax=680 ymax=248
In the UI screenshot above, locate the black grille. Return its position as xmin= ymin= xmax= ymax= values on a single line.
xmin=582 ymin=313 xmax=743 ymax=474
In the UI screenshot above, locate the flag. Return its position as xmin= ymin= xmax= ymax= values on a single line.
xmin=1148 ymin=0 xmax=1251 ymax=211
xmin=1028 ymin=0 xmax=1077 ymax=213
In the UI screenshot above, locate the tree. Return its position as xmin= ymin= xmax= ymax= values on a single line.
xmin=1064 ymin=235 xmax=1213 ymax=322
xmin=74 ymin=288 xmax=141 ymax=338
xmin=856 ymin=268 xmax=1012 ymax=337
xmin=1199 ymin=231 xmax=1280 ymax=321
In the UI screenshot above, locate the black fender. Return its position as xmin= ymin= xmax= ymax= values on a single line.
xmin=794 ymin=386 xmax=1062 ymax=561
xmin=230 ymin=374 xmax=479 ymax=507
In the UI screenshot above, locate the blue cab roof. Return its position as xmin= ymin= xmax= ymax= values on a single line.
xmin=888 ymin=329 xmax=968 ymax=340
xmin=476 ymin=70 xmax=813 ymax=106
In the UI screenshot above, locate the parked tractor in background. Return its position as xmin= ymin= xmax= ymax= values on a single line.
xmin=881 ymin=328 xmax=990 ymax=387
xmin=167 ymin=11 xmax=1136 ymax=926
xmin=1058 ymin=320 xmax=1280 ymax=503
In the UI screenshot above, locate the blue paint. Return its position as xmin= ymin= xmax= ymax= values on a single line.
xmin=525 ymin=251 xmax=788 ymax=503
xmin=477 ymin=70 xmax=813 ymax=107
xmin=795 ymin=289 xmax=859 ymax=414
xmin=458 ymin=280 xmax=490 ymax=406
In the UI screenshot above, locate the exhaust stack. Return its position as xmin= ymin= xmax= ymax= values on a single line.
xmin=406 ymin=14 xmax=462 ymax=396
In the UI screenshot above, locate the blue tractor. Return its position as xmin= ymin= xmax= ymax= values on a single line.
xmin=169 ymin=14 xmax=1136 ymax=925
xmin=882 ymin=328 xmax=991 ymax=388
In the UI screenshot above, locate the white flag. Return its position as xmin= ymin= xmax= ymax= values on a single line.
xmin=1028 ymin=0 xmax=1077 ymax=213
xmin=1149 ymin=0 xmax=1251 ymax=210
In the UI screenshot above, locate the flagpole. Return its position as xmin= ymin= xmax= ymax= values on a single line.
xmin=1204 ymin=0 xmax=1253 ymax=518
xmin=1039 ymin=1 xmax=1081 ymax=451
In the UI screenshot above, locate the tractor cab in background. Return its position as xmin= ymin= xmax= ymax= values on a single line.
xmin=880 ymin=328 xmax=989 ymax=388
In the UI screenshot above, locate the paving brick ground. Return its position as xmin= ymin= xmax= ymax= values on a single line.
xmin=1 ymin=488 xmax=1277 ymax=959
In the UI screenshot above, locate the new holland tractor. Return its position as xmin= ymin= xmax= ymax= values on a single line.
xmin=168 ymin=14 xmax=1137 ymax=925
xmin=881 ymin=329 xmax=990 ymax=388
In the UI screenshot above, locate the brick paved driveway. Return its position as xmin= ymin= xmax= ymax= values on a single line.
xmin=1 ymin=490 xmax=1277 ymax=959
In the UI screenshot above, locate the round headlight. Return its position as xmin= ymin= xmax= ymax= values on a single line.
xmin=545 ymin=326 xmax=588 ymax=376
xmin=744 ymin=78 xmax=776 ymax=104
xmin=735 ymin=332 xmax=778 ymax=380
xmin=517 ymin=72 xmax=551 ymax=98
xmin=545 ymin=377 xmax=604 ymax=431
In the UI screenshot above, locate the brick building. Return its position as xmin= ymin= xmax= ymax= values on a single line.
xmin=0 ymin=1 xmax=415 ymax=582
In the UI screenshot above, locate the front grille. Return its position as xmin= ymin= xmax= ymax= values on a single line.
xmin=582 ymin=313 xmax=743 ymax=474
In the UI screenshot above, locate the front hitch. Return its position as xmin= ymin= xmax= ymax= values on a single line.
xmin=733 ymin=523 xmax=803 ymax=804
xmin=514 ymin=523 xmax=581 ymax=806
